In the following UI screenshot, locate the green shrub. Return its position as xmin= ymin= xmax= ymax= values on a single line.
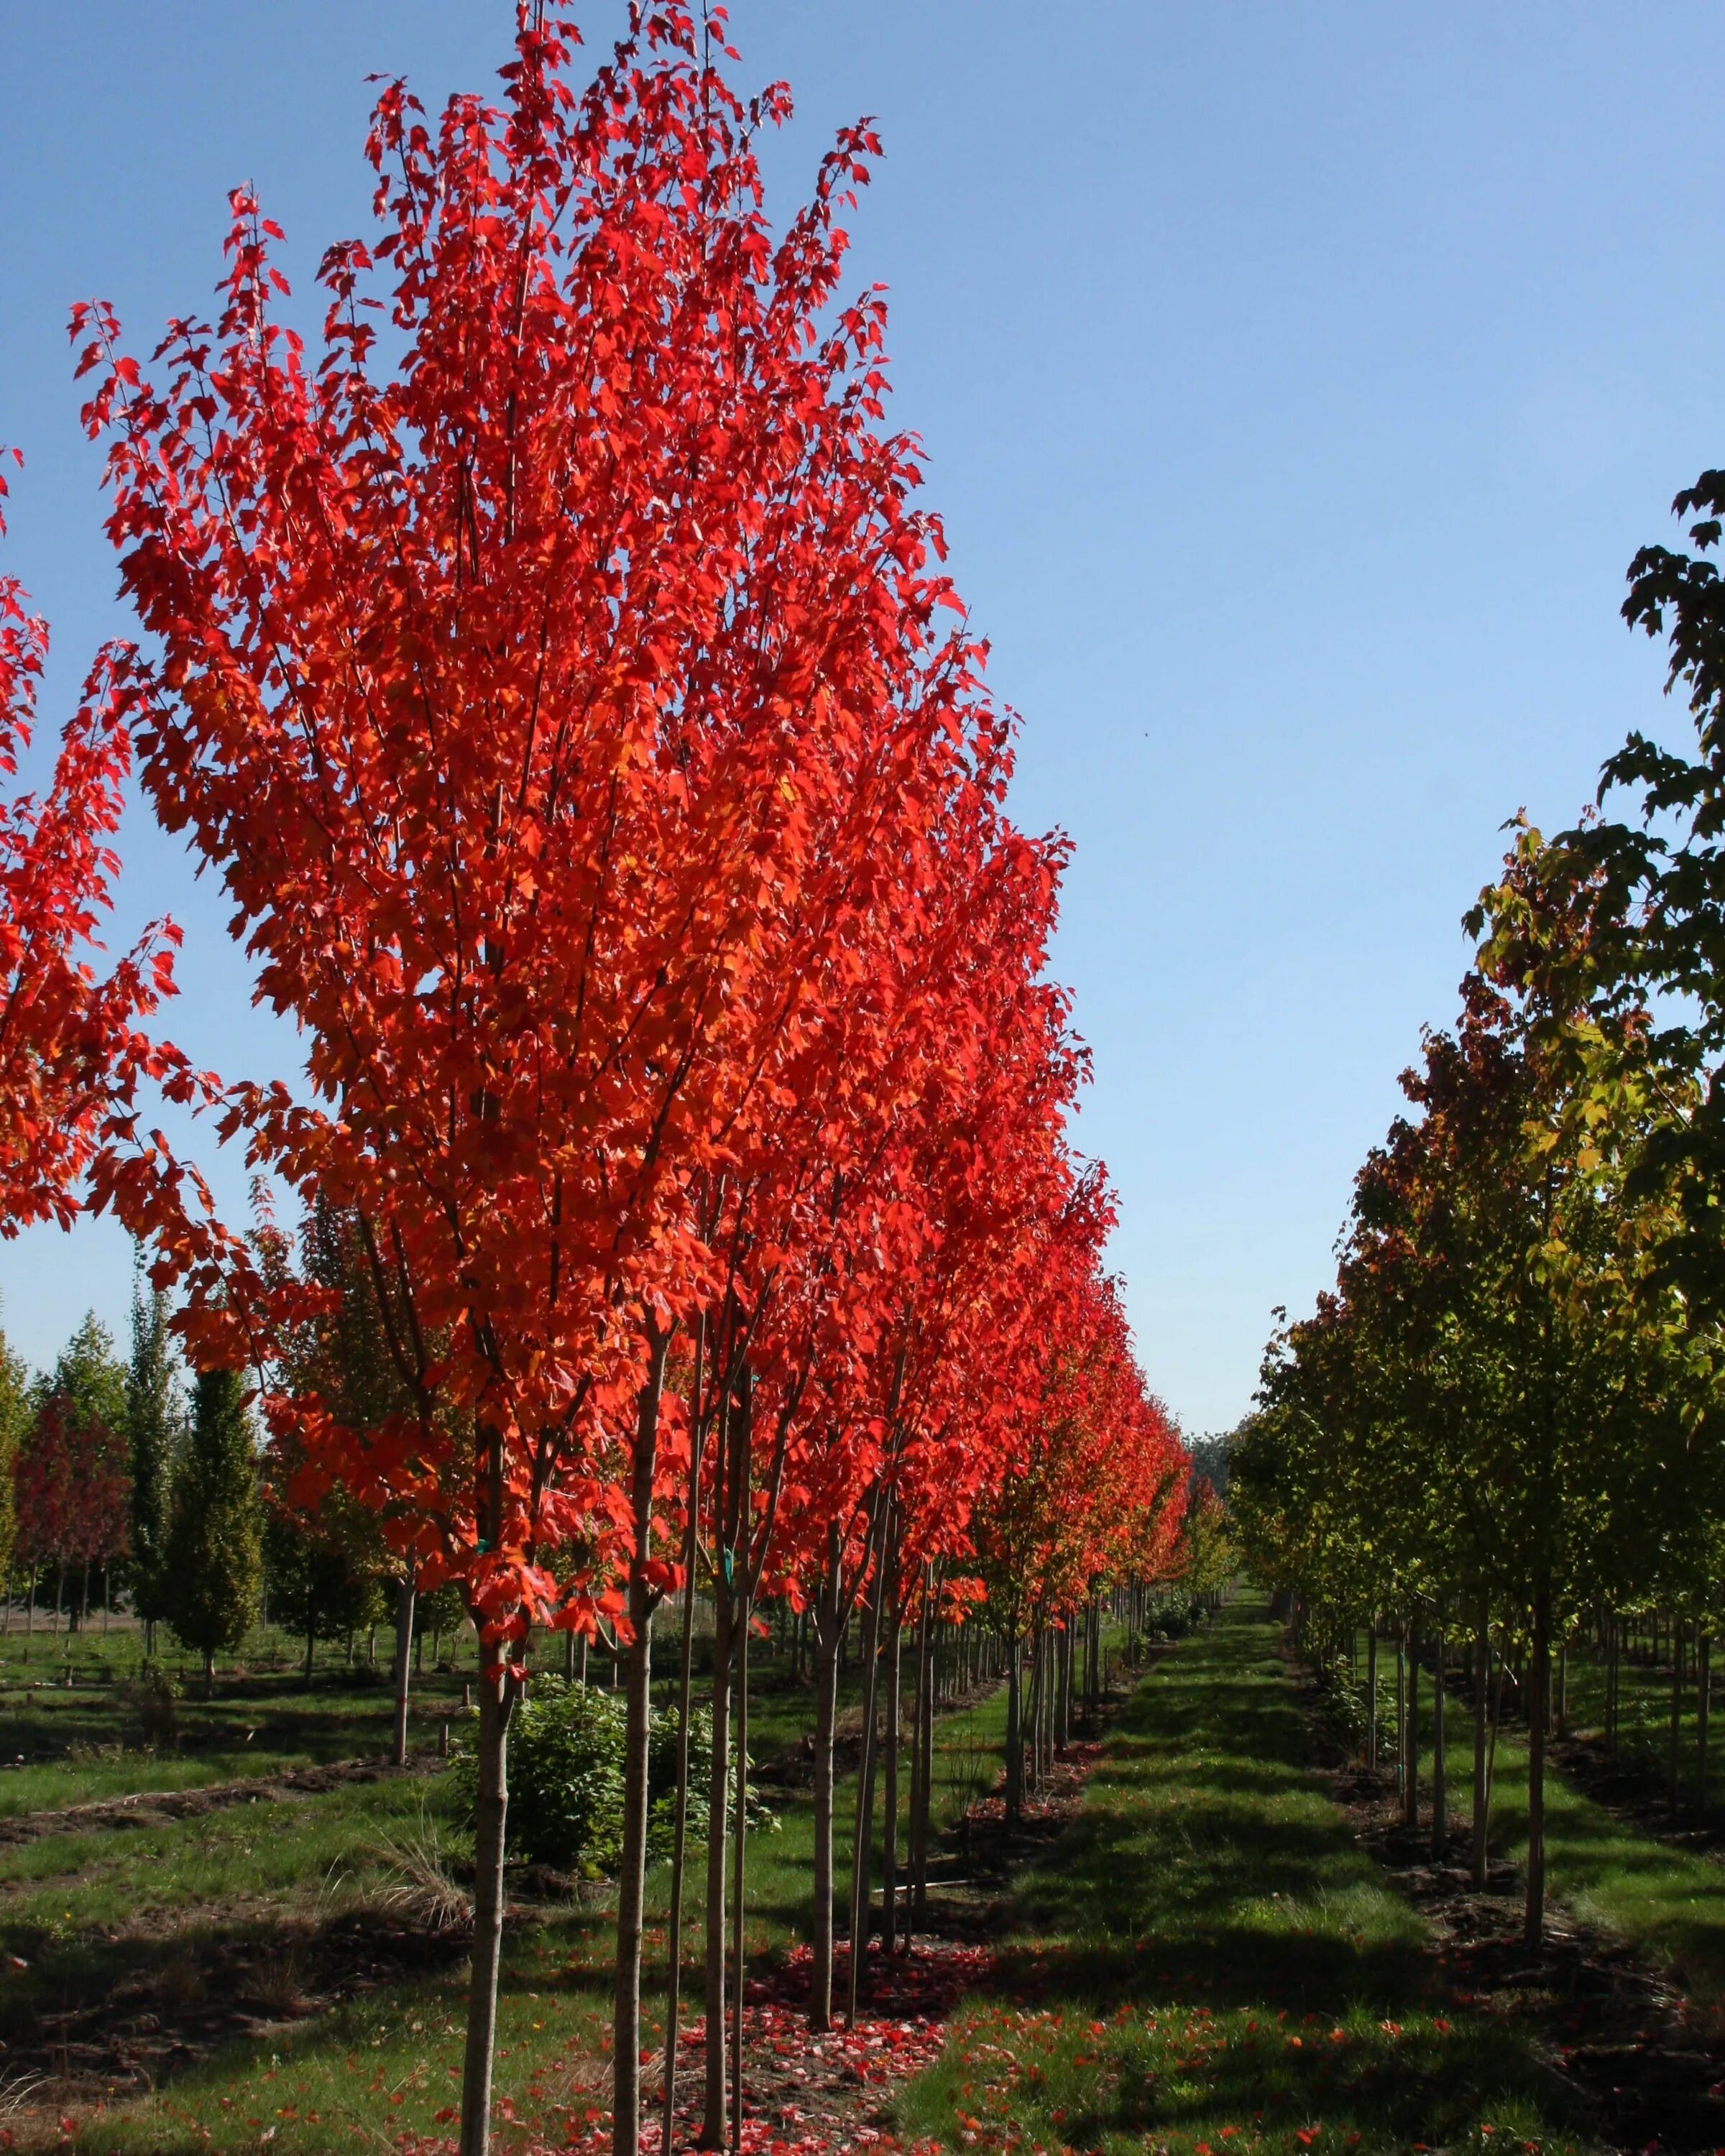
xmin=117 ymin=1659 xmax=178 ymax=1745
xmin=453 ymin=1684 xmax=776 ymax=1876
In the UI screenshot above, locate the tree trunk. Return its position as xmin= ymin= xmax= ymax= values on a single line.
xmin=612 ymin=1339 xmax=665 ymax=2156
xmin=1005 ymin=1629 xmax=1024 ymax=1825
xmin=392 ymin=1575 xmax=416 ymax=1769
xmin=841 ymin=1552 xmax=884 ymax=2018
xmin=881 ymin=1588 xmax=902 ymax=1956
xmin=1431 ymin=1611 xmax=1447 ymax=1857
xmin=1699 ymin=1621 xmax=1711 ymax=1814
xmin=1524 ymin=1581 xmax=1550 ymax=1949
xmin=1670 ymin=1620 xmax=1685 ymax=1819
xmin=909 ymin=1566 xmax=933 ymax=1933
xmin=204 ymin=1646 xmax=215 ymax=1699
xmin=700 ymin=1569 xmax=733 ymax=2148
xmin=662 ymin=1319 xmax=707 ymax=2150
xmin=1471 ymin=1600 xmax=1490 ymax=1886
xmin=845 ymin=1521 xmax=886 ymax=2025
xmin=729 ymin=1576 xmax=750 ymax=2156
xmin=459 ymin=1664 xmax=518 ymax=2156
xmin=809 ymin=1592 xmax=842 ymax=2030
xmin=1606 ymin=1615 xmax=1619 ymax=1761
xmin=1366 ymin=1623 xmax=1378 ymax=1767
xmin=1402 ymin=1628 xmax=1419 ymax=1831
xmin=305 ymin=1620 xmax=316 ymax=1687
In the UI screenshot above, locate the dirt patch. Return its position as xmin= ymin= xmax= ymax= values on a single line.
xmin=0 ymin=1758 xmax=420 ymax=1849
xmin=4 ymin=1904 xmax=471 ymax=2100
xmin=1290 ymin=1650 xmax=1725 ymax=2153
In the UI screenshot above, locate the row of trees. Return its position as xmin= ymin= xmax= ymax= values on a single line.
xmin=0 ymin=1283 xmax=459 ymax=1694
xmin=0 ymin=12 xmax=1196 ymax=2156
xmin=1233 ymin=448 xmax=1725 ymax=1950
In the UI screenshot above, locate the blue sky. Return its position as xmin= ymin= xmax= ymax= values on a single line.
xmin=1 ymin=3 xmax=1721 ymax=1434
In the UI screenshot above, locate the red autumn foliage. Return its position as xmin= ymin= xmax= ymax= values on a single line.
xmin=13 ymin=1388 xmax=130 ymax=1578
xmin=0 ymin=453 xmax=179 ymax=1235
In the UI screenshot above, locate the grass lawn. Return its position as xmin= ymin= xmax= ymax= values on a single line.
xmin=4 ymin=1613 xmax=1031 ymax=2154
xmin=0 ymin=1616 xmax=479 ymax=1815
xmin=1348 ymin=1642 xmax=1725 ymax=2020
xmin=898 ymin=1598 xmax=1591 ymax=2156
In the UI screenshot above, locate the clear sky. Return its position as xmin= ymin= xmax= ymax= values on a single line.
xmin=1 ymin=3 xmax=1721 ymax=1435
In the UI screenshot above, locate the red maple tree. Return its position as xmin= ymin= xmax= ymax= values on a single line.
xmin=0 ymin=453 xmax=178 ymax=1235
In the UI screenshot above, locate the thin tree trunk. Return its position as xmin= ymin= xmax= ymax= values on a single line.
xmin=846 ymin=1499 xmax=886 ymax=2025
xmin=729 ymin=1571 xmax=750 ymax=2156
xmin=1431 ymin=1610 xmax=1447 ymax=1857
xmin=1606 ymin=1615 xmax=1619 ymax=1761
xmin=881 ymin=1577 xmax=902 ymax=1957
xmin=663 ymin=1316 xmax=707 ymax=2148
xmin=909 ymin=1564 xmax=933 ymax=1933
xmin=459 ymin=1664 xmax=518 ymax=2156
xmin=1367 ymin=1623 xmax=1378 ymax=1767
xmin=305 ymin=1620 xmax=316 ymax=1687
xmin=1005 ymin=1629 xmax=1024 ymax=1825
xmin=700 ymin=1570 xmax=733 ymax=2149
xmin=1699 ymin=1621 xmax=1711 ymax=1814
xmin=1524 ymin=1581 xmax=1550 ymax=1949
xmin=1471 ymin=1600 xmax=1490 ymax=1886
xmin=392 ymin=1575 xmax=416 ymax=1769
xmin=809 ymin=1570 xmax=842 ymax=2031
xmin=204 ymin=1646 xmax=215 ymax=1699
xmin=612 ymin=1336 xmax=666 ymax=2156
xmin=1402 ymin=1628 xmax=1420 ymax=1831
xmin=1670 ymin=1620 xmax=1685 ymax=1819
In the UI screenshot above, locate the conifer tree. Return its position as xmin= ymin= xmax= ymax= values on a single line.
xmin=126 ymin=1254 xmax=180 ymax=1652
xmin=165 ymin=1368 xmax=262 ymax=1694
xmin=0 ymin=1324 xmax=24 ymax=1608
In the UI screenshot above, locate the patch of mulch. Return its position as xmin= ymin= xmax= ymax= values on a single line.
xmin=1289 ymin=1647 xmax=1725 ymax=2154
xmin=0 ymin=1756 xmax=422 ymax=1848
xmin=402 ymin=1692 xmax=1141 ymax=2156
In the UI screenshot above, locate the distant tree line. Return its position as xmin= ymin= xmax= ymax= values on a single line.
xmin=0 ymin=1244 xmax=463 ymax=1717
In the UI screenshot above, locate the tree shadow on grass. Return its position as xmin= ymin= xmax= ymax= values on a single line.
xmin=903 ymin=1601 xmax=1591 ymax=2153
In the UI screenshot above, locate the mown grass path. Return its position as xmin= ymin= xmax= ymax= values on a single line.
xmin=901 ymin=1597 xmax=1590 ymax=2156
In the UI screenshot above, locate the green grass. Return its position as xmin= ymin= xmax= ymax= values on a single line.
xmin=898 ymin=1598 xmax=1591 ymax=2156
xmin=1350 ymin=1645 xmax=1725 ymax=2020
xmin=15 ymin=1632 xmax=1023 ymax=2152
xmin=0 ymin=1614 xmax=480 ymax=1815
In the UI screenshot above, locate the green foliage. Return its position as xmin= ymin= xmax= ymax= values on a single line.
xmin=0 ymin=1324 xmax=27 ymax=1581
xmin=454 ymin=1680 xmax=627 ymax=1875
xmin=262 ymin=1499 xmax=387 ymax=1661
xmin=125 ymin=1255 xmax=181 ymax=1628
xmin=45 ymin=1311 xmax=128 ymax=1437
xmin=164 ymin=1368 xmax=262 ymax=1664
xmin=452 ymin=1685 xmax=775 ymax=1876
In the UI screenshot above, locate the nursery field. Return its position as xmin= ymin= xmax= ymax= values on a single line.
xmin=0 ymin=1606 xmax=1031 ymax=2152
xmin=10 ymin=1597 xmax=1725 ymax=2152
